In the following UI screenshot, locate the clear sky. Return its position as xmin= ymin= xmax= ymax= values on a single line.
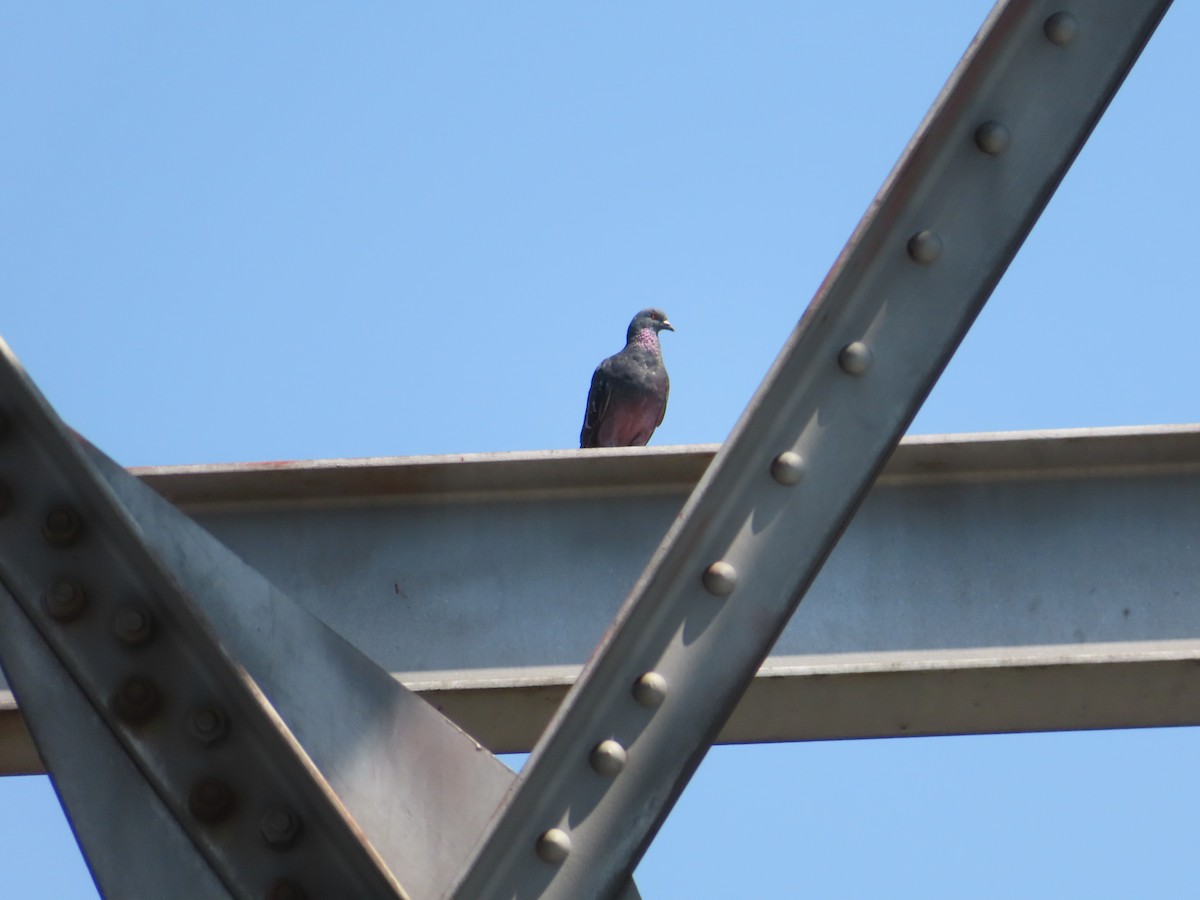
xmin=2 ymin=2 xmax=1198 ymax=897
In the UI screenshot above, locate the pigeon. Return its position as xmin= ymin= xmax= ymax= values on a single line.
xmin=580 ymin=308 xmax=674 ymax=448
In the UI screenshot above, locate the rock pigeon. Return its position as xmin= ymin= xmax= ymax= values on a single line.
xmin=580 ymin=308 xmax=674 ymax=448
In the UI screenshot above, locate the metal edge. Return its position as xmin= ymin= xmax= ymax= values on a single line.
xmin=9 ymin=638 xmax=1200 ymax=768
xmin=129 ymin=424 xmax=1200 ymax=511
xmin=447 ymin=3 xmax=1177 ymax=896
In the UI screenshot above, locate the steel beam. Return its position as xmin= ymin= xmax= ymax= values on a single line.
xmin=0 ymin=1 xmax=1180 ymax=897
xmin=449 ymin=2 xmax=1175 ymax=896
xmin=4 ymin=427 xmax=1195 ymax=772
xmin=0 ymin=341 xmax=571 ymax=900
xmin=5 ymin=424 xmax=1200 ymax=771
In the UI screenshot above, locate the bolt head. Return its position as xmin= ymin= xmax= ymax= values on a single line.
xmin=702 ymin=560 xmax=738 ymax=597
xmin=589 ymin=739 xmax=628 ymax=777
xmin=536 ymin=828 xmax=572 ymax=864
xmin=632 ymin=671 xmax=668 ymax=708
xmin=44 ymin=579 xmax=87 ymax=622
xmin=42 ymin=506 xmax=83 ymax=547
xmin=261 ymin=807 xmax=303 ymax=849
xmin=907 ymin=229 xmax=943 ymax=264
xmin=837 ymin=341 xmax=873 ymax=376
xmin=974 ymin=120 xmax=1011 ymax=156
xmin=113 ymin=605 xmax=154 ymax=645
xmin=112 ymin=675 xmax=161 ymax=725
xmin=188 ymin=777 xmax=236 ymax=825
xmin=770 ymin=451 xmax=805 ymax=485
xmin=188 ymin=706 xmax=229 ymax=747
xmin=1044 ymin=11 xmax=1079 ymax=45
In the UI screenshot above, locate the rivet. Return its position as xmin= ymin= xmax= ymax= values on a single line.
xmin=837 ymin=341 xmax=873 ymax=376
xmin=907 ymin=229 xmax=942 ymax=263
xmin=44 ymin=579 xmax=87 ymax=622
xmin=535 ymin=828 xmax=572 ymax=864
xmin=632 ymin=671 xmax=668 ymax=707
xmin=702 ymin=560 xmax=738 ymax=597
xmin=589 ymin=739 xmax=628 ymax=777
xmin=0 ymin=481 xmax=10 ymax=515
xmin=113 ymin=605 xmax=154 ymax=646
xmin=188 ymin=777 xmax=236 ymax=825
xmin=1044 ymin=11 xmax=1078 ymax=45
xmin=974 ymin=120 xmax=1011 ymax=155
xmin=42 ymin=506 xmax=83 ymax=547
xmin=113 ymin=675 xmax=161 ymax=725
xmin=261 ymin=807 xmax=303 ymax=849
xmin=188 ymin=706 xmax=229 ymax=747
xmin=266 ymin=880 xmax=307 ymax=900
xmin=770 ymin=451 xmax=805 ymax=485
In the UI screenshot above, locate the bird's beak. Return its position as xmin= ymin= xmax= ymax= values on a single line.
xmin=662 ymin=320 xmax=675 ymax=332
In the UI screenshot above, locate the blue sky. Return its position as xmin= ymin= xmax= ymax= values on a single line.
xmin=2 ymin=2 xmax=1198 ymax=897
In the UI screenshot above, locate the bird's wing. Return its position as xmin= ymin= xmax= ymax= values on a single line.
xmin=655 ymin=371 xmax=670 ymax=428
xmin=580 ymin=363 xmax=613 ymax=448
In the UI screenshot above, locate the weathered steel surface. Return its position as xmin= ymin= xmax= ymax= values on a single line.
xmin=450 ymin=2 xmax=1176 ymax=896
xmin=0 ymin=338 xmax=532 ymax=899
xmin=5 ymin=426 xmax=1200 ymax=771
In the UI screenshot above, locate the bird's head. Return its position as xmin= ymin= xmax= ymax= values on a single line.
xmin=628 ymin=308 xmax=674 ymax=342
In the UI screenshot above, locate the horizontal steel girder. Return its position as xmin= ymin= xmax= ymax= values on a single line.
xmin=4 ymin=424 xmax=1199 ymax=773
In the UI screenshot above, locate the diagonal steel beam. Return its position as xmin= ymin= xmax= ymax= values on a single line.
xmin=0 ymin=346 xmax=415 ymax=896
xmin=0 ymin=340 xmax=610 ymax=898
xmin=449 ymin=2 xmax=1173 ymax=897
xmin=0 ymin=580 xmax=237 ymax=898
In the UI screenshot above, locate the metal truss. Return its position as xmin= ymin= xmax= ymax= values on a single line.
xmin=8 ymin=426 xmax=1200 ymax=769
xmin=0 ymin=1 xmax=1175 ymax=898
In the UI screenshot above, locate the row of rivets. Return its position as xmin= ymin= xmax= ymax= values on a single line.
xmin=534 ymin=672 xmax=667 ymax=860
xmin=15 ymin=460 xmax=308 ymax=894
xmin=832 ymin=11 xmax=1065 ymax=390
xmin=531 ymin=6 xmax=1083 ymax=878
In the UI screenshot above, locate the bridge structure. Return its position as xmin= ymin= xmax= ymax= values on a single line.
xmin=0 ymin=2 xmax=1184 ymax=897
